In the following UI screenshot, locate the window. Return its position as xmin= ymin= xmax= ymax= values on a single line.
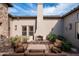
xmin=76 ymin=22 xmax=79 ymax=39
xmin=15 ymin=25 xmax=17 ymax=30
xmin=69 ymin=23 xmax=72 ymax=30
xmin=29 ymin=26 xmax=34 ymax=36
xmin=22 ymin=26 xmax=27 ymax=36
xmin=77 ymin=13 xmax=79 ymax=20
xmin=22 ymin=25 xmax=34 ymax=36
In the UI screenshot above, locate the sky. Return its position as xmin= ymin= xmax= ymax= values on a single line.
xmin=8 ymin=3 xmax=79 ymax=16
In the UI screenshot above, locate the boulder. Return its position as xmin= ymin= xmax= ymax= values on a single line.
xmin=54 ymin=39 xmax=62 ymax=48
xmin=51 ymin=46 xmax=62 ymax=53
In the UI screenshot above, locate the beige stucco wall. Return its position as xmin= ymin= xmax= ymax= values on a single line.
xmin=10 ymin=19 xmax=35 ymax=37
xmin=10 ymin=18 xmax=63 ymax=41
xmin=43 ymin=19 xmax=63 ymax=36
xmin=64 ymin=10 xmax=79 ymax=48
xmin=35 ymin=19 xmax=63 ymax=40
xmin=0 ymin=4 xmax=9 ymax=38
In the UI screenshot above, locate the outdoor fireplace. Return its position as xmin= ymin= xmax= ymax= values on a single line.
xmin=36 ymin=35 xmax=43 ymax=41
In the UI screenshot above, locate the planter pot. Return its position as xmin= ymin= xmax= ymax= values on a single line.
xmin=13 ymin=42 xmax=25 ymax=53
xmin=23 ymin=44 xmax=28 ymax=50
xmin=15 ymin=46 xmax=24 ymax=53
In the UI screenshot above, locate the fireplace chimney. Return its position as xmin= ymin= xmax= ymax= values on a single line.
xmin=34 ymin=3 xmax=44 ymax=40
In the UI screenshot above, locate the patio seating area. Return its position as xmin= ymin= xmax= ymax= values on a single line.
xmin=0 ymin=40 xmax=79 ymax=56
xmin=0 ymin=35 xmax=79 ymax=56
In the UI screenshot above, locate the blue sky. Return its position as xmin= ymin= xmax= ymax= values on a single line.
xmin=8 ymin=3 xmax=79 ymax=16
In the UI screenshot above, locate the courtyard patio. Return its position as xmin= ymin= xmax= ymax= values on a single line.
xmin=0 ymin=36 xmax=79 ymax=56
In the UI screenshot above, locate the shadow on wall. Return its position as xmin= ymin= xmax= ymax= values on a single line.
xmin=48 ymin=19 xmax=64 ymax=37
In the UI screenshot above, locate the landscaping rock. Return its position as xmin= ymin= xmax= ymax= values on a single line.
xmin=49 ymin=44 xmax=54 ymax=49
xmin=54 ymin=39 xmax=62 ymax=48
xmin=49 ymin=39 xmax=63 ymax=53
xmin=51 ymin=46 xmax=62 ymax=53
xmin=0 ymin=36 xmax=14 ymax=53
xmin=23 ymin=44 xmax=28 ymax=50
xmin=71 ymin=48 xmax=78 ymax=53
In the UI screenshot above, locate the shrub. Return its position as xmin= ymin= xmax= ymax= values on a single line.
xmin=9 ymin=36 xmax=29 ymax=43
xmin=21 ymin=36 xmax=29 ymax=43
xmin=9 ymin=36 xmax=29 ymax=53
xmin=61 ymin=42 xmax=72 ymax=52
xmin=57 ymin=35 xmax=72 ymax=52
xmin=9 ymin=36 xmax=19 ymax=48
xmin=47 ymin=34 xmax=73 ymax=52
xmin=47 ymin=33 xmax=57 ymax=42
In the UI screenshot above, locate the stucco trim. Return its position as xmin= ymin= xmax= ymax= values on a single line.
xmin=9 ymin=16 xmax=62 ymax=19
xmin=12 ymin=16 xmax=37 ymax=19
xmin=43 ymin=16 xmax=62 ymax=19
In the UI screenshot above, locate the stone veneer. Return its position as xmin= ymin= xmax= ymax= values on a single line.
xmin=0 ymin=4 xmax=9 ymax=38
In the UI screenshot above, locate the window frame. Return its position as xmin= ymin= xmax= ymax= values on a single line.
xmin=75 ymin=22 xmax=79 ymax=40
xmin=77 ymin=13 xmax=79 ymax=20
xmin=28 ymin=25 xmax=34 ymax=36
xmin=22 ymin=25 xmax=27 ymax=36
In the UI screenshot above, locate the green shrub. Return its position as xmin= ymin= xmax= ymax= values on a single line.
xmin=61 ymin=42 xmax=72 ymax=52
xmin=10 ymin=36 xmax=29 ymax=43
xmin=47 ymin=34 xmax=73 ymax=52
xmin=47 ymin=33 xmax=57 ymax=42
xmin=21 ymin=36 xmax=29 ymax=43
xmin=9 ymin=36 xmax=19 ymax=47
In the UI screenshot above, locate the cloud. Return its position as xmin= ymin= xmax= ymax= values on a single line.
xmin=8 ymin=8 xmax=18 ymax=13
xmin=9 ymin=3 xmax=37 ymax=16
xmin=43 ymin=3 xmax=79 ymax=16
xmin=9 ymin=3 xmax=79 ymax=16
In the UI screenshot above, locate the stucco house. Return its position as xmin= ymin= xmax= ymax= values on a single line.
xmin=0 ymin=3 xmax=79 ymax=48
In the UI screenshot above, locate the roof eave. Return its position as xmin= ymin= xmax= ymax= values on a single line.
xmin=6 ymin=3 xmax=13 ymax=7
